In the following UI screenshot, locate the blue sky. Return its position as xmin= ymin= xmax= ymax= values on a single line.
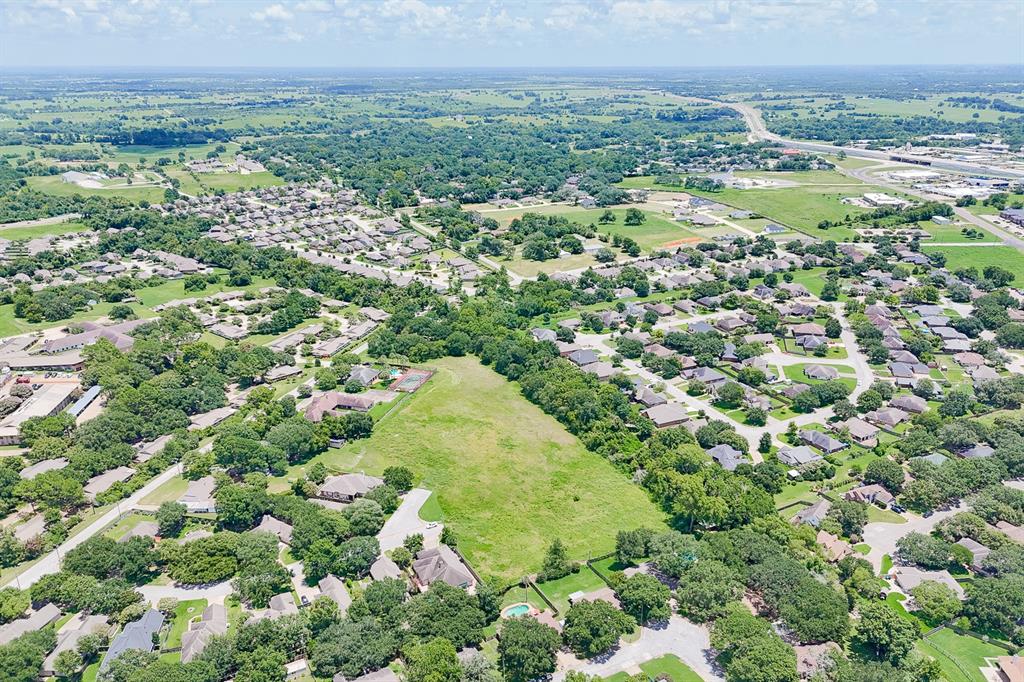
xmin=1 ymin=0 xmax=1021 ymax=68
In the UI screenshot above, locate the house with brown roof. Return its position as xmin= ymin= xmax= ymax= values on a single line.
xmin=317 ymin=473 xmax=384 ymax=503
xmin=412 ymin=545 xmax=474 ymax=589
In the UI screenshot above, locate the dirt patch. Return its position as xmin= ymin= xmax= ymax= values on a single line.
xmin=661 ymin=237 xmax=703 ymax=247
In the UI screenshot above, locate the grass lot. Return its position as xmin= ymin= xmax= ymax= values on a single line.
xmin=921 ymin=245 xmax=1024 ymax=281
xmin=165 ymin=599 xmax=208 ymax=648
xmin=916 ymin=628 xmax=1009 ymax=682
xmin=486 ymin=204 xmax=706 ymax=251
xmin=604 ymin=655 xmax=703 ymax=682
xmin=866 ymin=505 xmax=907 ymax=524
xmin=272 ymin=356 xmax=668 ymax=583
xmin=191 ymin=171 xmax=285 ymax=192
xmin=533 ymin=566 xmax=607 ymax=615
xmin=0 ymin=220 xmax=91 ymax=241
xmin=26 ymin=175 xmax=168 ymax=203
xmin=104 ymin=513 xmax=153 ymax=541
xmin=920 ymin=221 xmax=999 ymax=244
xmin=686 ymin=185 xmax=867 ymax=240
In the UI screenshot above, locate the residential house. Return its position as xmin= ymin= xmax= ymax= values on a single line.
xmin=642 ymin=403 xmax=689 ymax=429
xmin=412 ymin=545 xmax=475 ymax=589
xmin=318 ymin=575 xmax=352 ymax=613
xmin=836 ymin=417 xmax=879 ymax=447
xmin=804 ymin=364 xmax=838 ymax=381
xmin=0 ymin=603 xmax=61 ymax=645
xmin=956 ymin=538 xmax=992 ymax=572
xmin=179 ymin=476 xmax=217 ymax=513
xmin=254 ymin=515 xmax=293 ymax=545
xmin=865 ymin=407 xmax=910 ymax=428
xmin=317 ymin=473 xmax=384 ymax=502
xmin=707 ymin=443 xmax=747 ymax=471
xmin=894 ymin=567 xmax=965 ymax=599
xmin=793 ymin=499 xmax=831 ymax=528
xmin=799 ymin=430 xmax=847 ymax=454
xmin=845 ymin=484 xmax=894 ymax=507
xmin=778 ymin=445 xmax=824 ymax=467
xmin=817 ymin=530 xmax=853 ymax=562
xmin=180 ymin=604 xmax=228 ymax=664
xmin=101 ymin=609 xmax=164 ymax=672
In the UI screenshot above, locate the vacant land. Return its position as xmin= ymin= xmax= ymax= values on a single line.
xmin=26 ymin=175 xmax=168 ymax=203
xmin=922 ymin=245 xmax=1024 ymax=281
xmin=279 ymin=356 xmax=668 ymax=583
xmin=0 ymin=220 xmax=91 ymax=240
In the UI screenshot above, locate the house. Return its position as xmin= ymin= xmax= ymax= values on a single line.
xmin=913 ymin=453 xmax=949 ymax=467
xmin=0 ymin=602 xmax=60 ymax=645
xmin=817 ymin=530 xmax=853 ymax=562
xmin=370 ymin=555 xmax=403 ymax=582
xmin=567 ymin=349 xmax=598 ymax=367
xmin=531 ymin=328 xmax=557 ymax=343
xmin=42 ymin=615 xmax=111 ymax=675
xmin=956 ymin=538 xmax=992 ymax=572
xmin=348 ymin=365 xmax=381 ymax=387
xmin=634 ymin=387 xmax=666 ymax=408
xmin=119 ymin=520 xmax=159 ymax=543
xmin=180 ymin=604 xmax=227 ymax=663
xmin=686 ymin=366 xmax=728 ymax=392
xmin=317 ymin=473 xmax=384 ymax=502
xmin=959 ymin=443 xmax=995 ymax=459
xmin=334 ymin=668 xmax=401 ymax=682
xmin=707 ymin=443 xmax=747 ymax=471
xmin=179 ymin=476 xmax=217 ymax=513
xmin=84 ymin=466 xmax=135 ymax=502
xmin=19 ymin=457 xmax=69 ymax=480
xmin=101 ymin=609 xmax=164 ymax=672
xmin=836 ymin=417 xmax=879 ymax=447
xmin=642 ymin=403 xmax=689 ymax=429
xmin=790 ymin=322 xmax=826 ymax=337
xmin=318 ymin=575 xmax=352 ymax=612
xmin=715 ymin=317 xmax=747 ymax=333
xmin=778 ymin=445 xmax=824 ymax=467
xmin=894 ymin=567 xmax=965 ymax=599
xmin=804 ymin=364 xmax=838 ymax=381
xmin=265 ymin=365 xmax=302 ymax=383
xmin=991 ymin=655 xmax=1024 ymax=682
xmin=845 ymin=484 xmax=894 ymax=507
xmin=793 ymin=499 xmax=831 ymax=527
xmin=865 ymin=407 xmax=909 ymax=428
xmin=412 ymin=545 xmax=475 ymax=589
xmin=254 ymin=515 xmax=293 ymax=545
xmin=799 ymin=430 xmax=847 ymax=454
xmin=890 ymin=395 xmax=928 ymax=414
xmin=581 ymin=361 xmax=618 ymax=381
xmin=252 ymin=593 xmax=300 ymax=621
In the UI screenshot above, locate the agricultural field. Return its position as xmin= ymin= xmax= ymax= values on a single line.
xmin=274 ymin=356 xmax=669 ymax=583
xmin=745 ymin=93 xmax=1024 ymax=124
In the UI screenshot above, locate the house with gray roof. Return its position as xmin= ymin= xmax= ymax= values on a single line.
xmin=793 ymin=499 xmax=831 ymax=527
xmin=707 ymin=443 xmax=747 ymax=471
xmin=799 ymin=430 xmax=847 ymax=454
xmin=181 ymin=604 xmax=227 ymax=663
xmin=0 ymin=602 xmax=60 ymax=645
xmin=317 ymin=473 xmax=384 ymax=503
xmin=412 ymin=545 xmax=474 ymax=590
xmin=101 ymin=609 xmax=164 ymax=672
xmin=778 ymin=445 xmax=824 ymax=467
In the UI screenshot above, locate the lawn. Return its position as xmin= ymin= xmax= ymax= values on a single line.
xmin=26 ymin=175 xmax=168 ymax=204
xmin=0 ymin=220 xmax=91 ymax=241
xmin=533 ymin=566 xmax=607 ymax=615
xmin=917 ymin=628 xmax=1009 ymax=682
xmin=782 ymin=363 xmax=857 ymax=390
xmin=604 ymin=654 xmax=703 ymax=682
xmin=192 ymin=171 xmax=285 ymax=192
xmin=273 ymin=356 xmax=669 ymax=583
xmin=919 ymin=221 xmax=998 ymax=244
xmin=140 ymin=475 xmax=189 ymax=506
xmin=921 ymin=245 xmax=1024 ymax=282
xmin=165 ymin=599 xmax=208 ymax=648
xmin=104 ymin=513 xmax=153 ymax=541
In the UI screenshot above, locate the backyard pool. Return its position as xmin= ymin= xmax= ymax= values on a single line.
xmin=502 ymin=603 xmax=530 ymax=618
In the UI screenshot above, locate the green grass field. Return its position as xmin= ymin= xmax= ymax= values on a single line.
xmin=533 ymin=566 xmax=607 ymax=614
xmin=0 ymin=220 xmax=91 ymax=241
xmin=274 ymin=356 xmax=668 ymax=583
xmin=919 ymin=221 xmax=999 ymax=244
xmin=165 ymin=599 xmax=208 ymax=648
xmin=604 ymin=655 xmax=703 ymax=682
xmin=26 ymin=175 xmax=168 ymax=203
xmin=916 ymin=628 xmax=1008 ymax=682
xmin=921 ymin=245 xmax=1024 ymax=281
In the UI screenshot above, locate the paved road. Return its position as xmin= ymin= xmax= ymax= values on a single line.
xmin=861 ymin=503 xmax=965 ymax=572
xmin=376 ymin=488 xmax=442 ymax=551
xmin=555 ymin=615 xmax=722 ymax=682
xmin=4 ymin=463 xmax=182 ymax=589
xmin=139 ymin=579 xmax=234 ymax=605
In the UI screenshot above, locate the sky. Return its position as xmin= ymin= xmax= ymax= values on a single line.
xmin=0 ymin=0 xmax=1022 ymax=69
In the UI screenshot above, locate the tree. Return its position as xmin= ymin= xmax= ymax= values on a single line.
xmin=910 ymin=580 xmax=961 ymax=624
xmin=895 ymin=532 xmax=953 ymax=570
xmin=759 ymin=432 xmax=772 ymax=454
xmin=598 ymin=210 xmax=616 ymax=224
xmin=109 ymin=305 xmax=135 ymax=321
xmin=827 ymin=500 xmax=869 ymax=538
xmin=156 ymin=501 xmax=186 ymax=537
xmin=405 ymin=582 xmax=486 ymax=649
xmin=939 ymin=389 xmax=973 ymax=417
xmin=833 ymin=399 xmax=857 ymax=421
xmin=403 ymin=638 xmax=461 ymax=682
xmin=498 ymin=617 xmax=561 ymax=682
xmin=674 ymin=560 xmax=742 ymax=622
xmin=539 ymin=539 xmax=575 ymax=581
xmin=852 ymin=601 xmax=918 ymax=664
xmin=0 ymin=588 xmax=28 ymax=624
xmin=623 ymin=208 xmax=646 ymax=226
xmin=864 ymin=458 xmax=904 ymax=494
xmin=711 ymin=604 xmax=797 ymax=682
xmin=963 ymin=575 xmax=1024 ymax=642
xmin=616 ymin=573 xmax=670 ymax=623
xmin=561 ymin=599 xmax=635 ymax=658
xmin=54 ymin=648 xmax=83 ymax=678
xmin=717 ymin=382 xmax=744 ymax=407
xmin=345 ymin=499 xmax=385 ymax=536
xmin=615 ymin=528 xmax=651 ymax=566
xmin=383 ymin=466 xmax=414 ymax=492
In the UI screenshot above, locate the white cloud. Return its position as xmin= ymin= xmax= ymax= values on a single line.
xmin=543 ymin=2 xmax=592 ymax=30
xmin=296 ymin=0 xmax=332 ymax=12
xmin=252 ymin=3 xmax=293 ymax=22
xmin=379 ymin=0 xmax=454 ymax=32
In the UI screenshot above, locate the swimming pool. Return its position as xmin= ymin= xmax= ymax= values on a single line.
xmin=502 ymin=603 xmax=530 ymax=618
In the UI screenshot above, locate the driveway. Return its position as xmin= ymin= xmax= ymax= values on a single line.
xmin=861 ymin=503 xmax=965 ymax=572
xmin=555 ymin=615 xmax=722 ymax=682
xmin=138 ymin=579 xmax=234 ymax=605
xmin=377 ymin=488 xmax=442 ymax=551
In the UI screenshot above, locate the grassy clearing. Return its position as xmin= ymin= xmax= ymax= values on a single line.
xmin=920 ymin=222 xmax=999 ymax=244
xmin=165 ymin=599 xmax=208 ymax=648
xmin=273 ymin=356 xmax=668 ymax=583
xmin=26 ymin=175 xmax=168 ymax=203
xmin=604 ymin=654 xmax=703 ymax=682
xmin=140 ymin=475 xmax=188 ymax=506
xmin=916 ymin=628 xmax=1008 ymax=682
xmin=0 ymin=220 xmax=91 ymax=241
xmin=534 ymin=567 xmax=607 ymax=614
xmin=921 ymin=245 xmax=1024 ymax=281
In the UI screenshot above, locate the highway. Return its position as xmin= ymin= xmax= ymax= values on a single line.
xmin=669 ymin=94 xmax=1024 ymax=180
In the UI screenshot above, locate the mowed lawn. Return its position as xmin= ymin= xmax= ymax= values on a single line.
xmin=916 ymin=628 xmax=1008 ymax=682
xmin=289 ymin=356 xmax=668 ymax=583
xmin=921 ymin=245 xmax=1024 ymax=282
